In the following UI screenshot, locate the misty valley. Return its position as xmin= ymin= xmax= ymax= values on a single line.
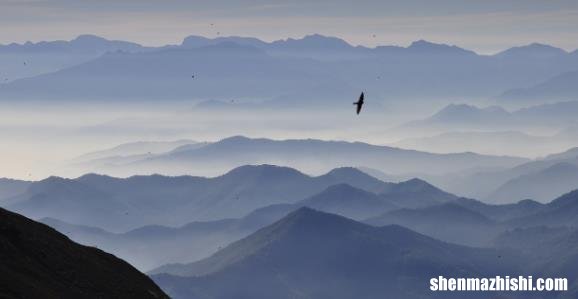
xmin=2 ymin=23 xmax=578 ymax=299
xmin=3 ymin=136 xmax=578 ymax=298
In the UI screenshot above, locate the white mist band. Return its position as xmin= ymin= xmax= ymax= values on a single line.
xmin=430 ymin=276 xmax=568 ymax=292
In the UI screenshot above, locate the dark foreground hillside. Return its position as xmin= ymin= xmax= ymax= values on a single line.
xmin=0 ymin=207 xmax=168 ymax=299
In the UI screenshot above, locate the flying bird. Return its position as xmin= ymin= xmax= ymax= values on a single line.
xmin=353 ymin=92 xmax=364 ymax=115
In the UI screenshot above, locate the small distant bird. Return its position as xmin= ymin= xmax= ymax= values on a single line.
xmin=191 ymin=75 xmax=195 ymax=78
xmin=353 ymin=92 xmax=364 ymax=115
xmin=23 ymin=62 xmax=27 ymax=66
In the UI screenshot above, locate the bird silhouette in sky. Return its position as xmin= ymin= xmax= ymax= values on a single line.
xmin=353 ymin=92 xmax=364 ymax=115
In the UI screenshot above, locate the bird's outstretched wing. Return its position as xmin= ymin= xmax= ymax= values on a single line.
xmin=356 ymin=92 xmax=364 ymax=114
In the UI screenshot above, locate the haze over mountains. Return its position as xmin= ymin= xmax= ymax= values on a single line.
xmin=6 ymin=165 xmax=398 ymax=231
xmin=500 ymin=70 xmax=578 ymax=105
xmin=68 ymin=135 xmax=528 ymax=178
xmin=5 ymin=158 xmax=578 ymax=297
xmin=2 ymin=33 xmax=578 ymax=181
xmin=0 ymin=35 xmax=147 ymax=82
xmin=146 ymin=189 xmax=578 ymax=299
xmin=390 ymin=100 xmax=578 ymax=157
xmin=2 ymin=32 xmax=578 ymax=298
xmin=149 ymin=208 xmax=524 ymax=299
xmin=62 ymin=135 xmax=578 ymax=205
xmin=424 ymin=146 xmax=578 ymax=203
xmin=396 ymin=101 xmax=578 ymax=135
xmin=5 ymin=160 xmax=578 ymax=274
xmin=1 ymin=34 xmax=578 ymax=104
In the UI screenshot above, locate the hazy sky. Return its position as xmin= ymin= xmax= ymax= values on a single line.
xmin=1 ymin=0 xmax=578 ymax=53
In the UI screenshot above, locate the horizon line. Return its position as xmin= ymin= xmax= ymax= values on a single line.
xmin=1 ymin=33 xmax=575 ymax=56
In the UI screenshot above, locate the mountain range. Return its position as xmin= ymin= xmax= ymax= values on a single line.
xmin=443 ymin=147 xmax=578 ymax=203
xmin=72 ymin=135 xmax=528 ymax=178
xmin=393 ymin=130 xmax=577 ymax=158
xmin=40 ymin=178 xmax=578 ymax=274
xmin=73 ymin=139 xmax=200 ymax=162
xmin=395 ymin=101 xmax=578 ymax=138
xmin=34 ymin=176 xmax=457 ymax=271
xmin=0 ymin=35 xmax=147 ymax=82
xmin=487 ymin=162 xmax=578 ymax=203
xmin=2 ymin=34 xmax=578 ymax=103
xmin=8 ymin=159 xmax=578 ymax=297
xmin=500 ymin=70 xmax=578 ymax=105
xmin=5 ymin=165 xmax=402 ymax=231
xmin=150 ymin=208 xmax=524 ymax=299
xmin=0 ymin=178 xmax=31 ymax=205
xmin=62 ymin=136 xmax=578 ymax=205
xmin=148 ymin=189 xmax=578 ymax=298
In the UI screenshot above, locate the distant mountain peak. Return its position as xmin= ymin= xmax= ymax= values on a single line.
xmin=218 ymin=135 xmax=254 ymax=143
xmin=73 ymin=34 xmax=108 ymax=42
xmin=325 ymin=167 xmax=374 ymax=179
xmin=407 ymin=40 xmax=476 ymax=55
xmin=430 ymin=103 xmax=510 ymax=122
xmin=39 ymin=176 xmax=74 ymax=185
xmin=402 ymin=177 xmax=429 ymax=185
xmin=249 ymin=206 xmax=374 ymax=242
xmin=222 ymin=164 xmax=307 ymax=180
xmin=497 ymin=43 xmax=567 ymax=58
xmin=302 ymin=34 xmax=349 ymax=44
xmin=77 ymin=173 xmax=112 ymax=180
xmin=271 ymin=34 xmax=353 ymax=49
xmin=409 ymin=39 xmax=436 ymax=47
xmin=389 ymin=178 xmax=455 ymax=200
